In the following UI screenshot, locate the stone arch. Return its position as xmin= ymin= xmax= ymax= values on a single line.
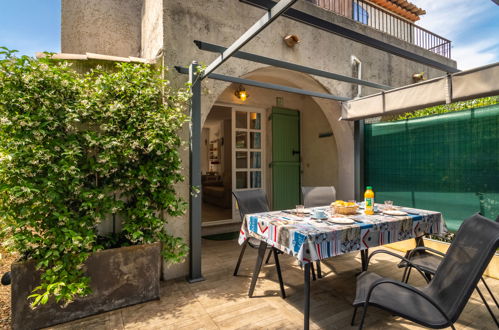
xmin=201 ymin=66 xmax=354 ymax=199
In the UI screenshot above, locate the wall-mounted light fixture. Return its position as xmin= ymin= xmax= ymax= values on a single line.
xmin=412 ymin=72 xmax=426 ymax=83
xmin=235 ymin=85 xmax=249 ymax=101
xmin=284 ymin=34 xmax=300 ymax=47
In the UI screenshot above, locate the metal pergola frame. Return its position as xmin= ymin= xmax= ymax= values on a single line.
xmin=178 ymin=1 xmax=457 ymax=327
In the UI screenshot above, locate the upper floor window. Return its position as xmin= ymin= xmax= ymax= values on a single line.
xmin=353 ymin=2 xmax=369 ymax=24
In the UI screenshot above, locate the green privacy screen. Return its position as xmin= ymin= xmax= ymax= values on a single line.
xmin=365 ymin=104 xmax=499 ymax=232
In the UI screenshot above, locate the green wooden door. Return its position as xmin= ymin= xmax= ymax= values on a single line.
xmin=272 ymin=107 xmax=300 ymax=210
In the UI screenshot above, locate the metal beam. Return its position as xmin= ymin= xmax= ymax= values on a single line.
xmin=176 ymin=66 xmax=350 ymax=101
xmin=195 ymin=40 xmax=392 ymax=90
xmin=240 ymin=0 xmax=459 ymax=73
xmin=202 ymin=0 xmax=298 ymax=78
xmin=187 ymin=62 xmax=204 ymax=283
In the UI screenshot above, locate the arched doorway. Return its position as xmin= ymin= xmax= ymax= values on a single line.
xmin=200 ymin=67 xmax=354 ymax=231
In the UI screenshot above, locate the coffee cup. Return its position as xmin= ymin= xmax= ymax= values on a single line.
xmin=314 ymin=209 xmax=327 ymax=219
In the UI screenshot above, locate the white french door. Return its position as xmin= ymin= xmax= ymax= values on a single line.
xmin=232 ymin=107 xmax=266 ymax=221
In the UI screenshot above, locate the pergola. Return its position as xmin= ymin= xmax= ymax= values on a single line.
xmin=174 ymin=0 xmax=498 ymax=327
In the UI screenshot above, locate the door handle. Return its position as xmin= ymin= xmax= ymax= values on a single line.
xmin=292 ymin=149 xmax=300 ymax=156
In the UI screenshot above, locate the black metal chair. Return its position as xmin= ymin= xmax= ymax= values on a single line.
xmin=232 ymin=189 xmax=286 ymax=298
xmin=399 ymin=215 xmax=499 ymax=327
xmin=351 ymin=213 xmax=499 ymax=329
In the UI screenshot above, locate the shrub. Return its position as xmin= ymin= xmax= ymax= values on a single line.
xmin=390 ymin=95 xmax=499 ymax=121
xmin=0 ymin=48 xmax=189 ymax=307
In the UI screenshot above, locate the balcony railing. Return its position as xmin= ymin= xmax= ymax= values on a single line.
xmin=306 ymin=0 xmax=451 ymax=58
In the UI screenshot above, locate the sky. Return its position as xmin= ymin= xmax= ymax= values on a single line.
xmin=0 ymin=0 xmax=497 ymax=70
xmin=0 ymin=0 xmax=61 ymax=56
xmin=411 ymin=0 xmax=499 ymax=70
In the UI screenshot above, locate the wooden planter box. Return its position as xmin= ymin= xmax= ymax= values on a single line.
xmin=11 ymin=243 xmax=161 ymax=330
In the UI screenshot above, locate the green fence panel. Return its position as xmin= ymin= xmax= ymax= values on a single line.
xmin=365 ymin=104 xmax=499 ymax=232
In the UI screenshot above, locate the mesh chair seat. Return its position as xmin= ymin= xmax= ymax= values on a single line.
xmin=233 ymin=190 xmax=270 ymax=251
xmin=401 ymin=251 xmax=442 ymax=274
xmin=398 ymin=216 xmax=499 ymax=327
xmin=352 ymin=213 xmax=499 ymax=329
xmin=301 ymin=186 xmax=336 ymax=208
xmin=354 ymin=272 xmax=448 ymax=327
xmin=232 ymin=189 xmax=287 ymax=298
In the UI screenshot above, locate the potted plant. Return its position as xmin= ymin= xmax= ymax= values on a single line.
xmin=0 ymin=48 xmax=190 ymax=329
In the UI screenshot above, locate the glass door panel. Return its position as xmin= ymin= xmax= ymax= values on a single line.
xmin=236 ymin=172 xmax=248 ymax=189
xmin=232 ymin=107 xmax=265 ymax=221
xmin=250 ymin=132 xmax=261 ymax=149
xmin=236 ymin=111 xmax=247 ymax=129
xmin=235 ymin=131 xmax=247 ymax=148
xmin=250 ymin=112 xmax=261 ymax=129
xmin=236 ymin=151 xmax=247 ymax=168
xmin=250 ymin=171 xmax=262 ymax=188
xmin=250 ymin=152 xmax=261 ymax=168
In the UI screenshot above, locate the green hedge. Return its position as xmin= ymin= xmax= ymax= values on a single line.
xmin=0 ymin=48 xmax=190 ymax=307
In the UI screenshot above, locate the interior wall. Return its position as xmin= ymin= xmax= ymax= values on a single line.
xmin=205 ymin=121 xmax=222 ymax=173
xmin=222 ymin=119 xmax=232 ymax=185
xmin=201 ymin=128 xmax=210 ymax=174
xmin=203 ymin=106 xmax=232 ymax=177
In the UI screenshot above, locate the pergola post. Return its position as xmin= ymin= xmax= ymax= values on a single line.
xmin=354 ymin=120 xmax=365 ymax=201
xmin=188 ymin=61 xmax=204 ymax=283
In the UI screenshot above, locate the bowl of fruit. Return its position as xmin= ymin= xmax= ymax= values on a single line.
xmin=331 ymin=200 xmax=359 ymax=215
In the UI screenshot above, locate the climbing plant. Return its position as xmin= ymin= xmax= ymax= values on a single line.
xmin=0 ymin=47 xmax=190 ymax=307
xmin=391 ymin=95 xmax=499 ymax=121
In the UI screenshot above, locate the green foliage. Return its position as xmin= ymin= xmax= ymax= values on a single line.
xmin=0 ymin=47 xmax=190 ymax=307
xmin=390 ymin=96 xmax=499 ymax=121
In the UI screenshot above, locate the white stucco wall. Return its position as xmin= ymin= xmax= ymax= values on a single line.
xmin=141 ymin=0 xmax=163 ymax=59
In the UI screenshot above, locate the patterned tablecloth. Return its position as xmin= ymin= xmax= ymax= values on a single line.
xmin=238 ymin=206 xmax=445 ymax=263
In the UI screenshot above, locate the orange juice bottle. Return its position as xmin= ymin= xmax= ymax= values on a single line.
xmin=364 ymin=186 xmax=374 ymax=215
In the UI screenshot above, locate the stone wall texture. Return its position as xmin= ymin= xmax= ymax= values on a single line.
xmin=61 ymin=0 xmax=142 ymax=57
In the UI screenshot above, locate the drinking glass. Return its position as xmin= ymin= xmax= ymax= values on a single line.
xmin=296 ymin=204 xmax=305 ymax=217
xmin=384 ymin=200 xmax=394 ymax=210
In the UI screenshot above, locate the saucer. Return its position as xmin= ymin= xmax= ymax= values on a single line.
xmin=383 ymin=210 xmax=408 ymax=216
xmin=329 ymin=217 xmax=355 ymax=224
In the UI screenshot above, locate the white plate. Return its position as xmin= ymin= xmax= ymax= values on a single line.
xmin=383 ymin=210 xmax=408 ymax=216
xmin=293 ymin=209 xmax=312 ymax=215
xmin=329 ymin=217 xmax=355 ymax=224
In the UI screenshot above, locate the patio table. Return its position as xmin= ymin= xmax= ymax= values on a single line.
xmin=238 ymin=205 xmax=445 ymax=330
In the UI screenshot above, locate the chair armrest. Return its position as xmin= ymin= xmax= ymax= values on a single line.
xmin=407 ymin=246 xmax=446 ymax=260
xmin=366 ymin=249 xmax=428 ymax=279
xmin=365 ymin=278 xmax=451 ymax=324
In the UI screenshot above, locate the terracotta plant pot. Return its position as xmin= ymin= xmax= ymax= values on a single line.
xmin=11 ymin=243 xmax=161 ymax=330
